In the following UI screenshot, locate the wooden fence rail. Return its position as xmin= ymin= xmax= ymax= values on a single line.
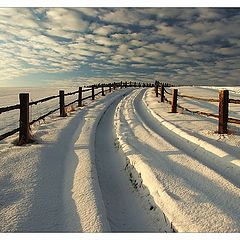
xmin=155 ymin=84 xmax=240 ymax=134
xmin=0 ymin=103 xmax=20 ymax=114
xmin=0 ymin=81 xmax=150 ymax=145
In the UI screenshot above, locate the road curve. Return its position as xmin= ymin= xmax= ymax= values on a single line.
xmin=114 ymin=88 xmax=240 ymax=232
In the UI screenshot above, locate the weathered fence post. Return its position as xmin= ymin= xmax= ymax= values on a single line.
xmin=218 ymin=90 xmax=229 ymax=134
xmin=78 ymin=87 xmax=82 ymax=107
xmin=18 ymin=93 xmax=32 ymax=145
xmin=155 ymin=82 xmax=159 ymax=97
xmin=59 ymin=90 xmax=66 ymax=117
xmin=125 ymin=82 xmax=127 ymax=88
xmin=171 ymin=89 xmax=178 ymax=113
xmin=92 ymin=85 xmax=95 ymax=100
xmin=160 ymin=84 xmax=165 ymax=102
xmin=109 ymin=84 xmax=112 ymax=93
xmin=120 ymin=81 xmax=123 ymax=89
xmin=113 ymin=82 xmax=116 ymax=90
xmin=102 ymin=85 xmax=105 ymax=96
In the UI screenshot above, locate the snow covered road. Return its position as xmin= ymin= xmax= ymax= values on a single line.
xmin=95 ymin=93 xmax=163 ymax=232
xmin=0 ymin=86 xmax=240 ymax=232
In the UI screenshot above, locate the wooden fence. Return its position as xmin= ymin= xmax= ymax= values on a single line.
xmin=0 ymin=81 xmax=153 ymax=145
xmin=154 ymin=82 xmax=240 ymax=134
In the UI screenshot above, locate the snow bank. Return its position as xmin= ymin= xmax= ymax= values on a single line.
xmin=66 ymin=89 xmax=131 ymax=232
xmin=0 ymin=89 xmax=127 ymax=232
xmin=143 ymin=89 xmax=240 ymax=175
xmin=114 ymin=88 xmax=240 ymax=232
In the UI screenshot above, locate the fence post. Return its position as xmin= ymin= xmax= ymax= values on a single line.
xmin=218 ymin=90 xmax=229 ymax=134
xmin=113 ymin=82 xmax=116 ymax=90
xmin=18 ymin=93 xmax=32 ymax=145
xmin=59 ymin=90 xmax=66 ymax=117
xmin=92 ymin=85 xmax=95 ymax=100
xmin=125 ymin=82 xmax=127 ymax=88
xmin=160 ymin=84 xmax=165 ymax=102
xmin=171 ymin=89 xmax=178 ymax=113
xmin=120 ymin=81 xmax=123 ymax=89
xmin=78 ymin=87 xmax=82 ymax=107
xmin=155 ymin=82 xmax=159 ymax=97
xmin=109 ymin=84 xmax=112 ymax=93
xmin=102 ymin=85 xmax=105 ymax=96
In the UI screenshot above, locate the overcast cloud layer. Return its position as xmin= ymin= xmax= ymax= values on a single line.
xmin=0 ymin=8 xmax=239 ymax=86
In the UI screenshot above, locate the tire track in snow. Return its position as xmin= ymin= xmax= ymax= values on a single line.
xmin=114 ymin=88 xmax=240 ymax=232
xmin=94 ymin=91 xmax=164 ymax=232
xmin=141 ymin=89 xmax=240 ymax=187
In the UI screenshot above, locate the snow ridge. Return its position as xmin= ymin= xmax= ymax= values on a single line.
xmin=64 ymin=89 xmax=133 ymax=232
xmin=114 ymin=88 xmax=240 ymax=232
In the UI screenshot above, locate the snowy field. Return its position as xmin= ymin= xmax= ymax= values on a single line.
xmin=0 ymin=87 xmax=102 ymax=137
xmin=0 ymin=86 xmax=240 ymax=232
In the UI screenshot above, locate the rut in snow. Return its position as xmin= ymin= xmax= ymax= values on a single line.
xmin=94 ymin=93 xmax=165 ymax=232
xmin=114 ymin=88 xmax=240 ymax=232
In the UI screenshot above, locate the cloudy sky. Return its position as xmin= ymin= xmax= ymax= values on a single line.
xmin=0 ymin=8 xmax=239 ymax=87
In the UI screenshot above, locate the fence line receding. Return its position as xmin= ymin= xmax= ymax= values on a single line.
xmin=0 ymin=81 xmax=152 ymax=145
xmin=154 ymin=81 xmax=240 ymax=134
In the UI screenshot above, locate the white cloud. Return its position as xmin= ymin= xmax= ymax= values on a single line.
xmin=214 ymin=47 xmax=240 ymax=56
xmin=100 ymin=8 xmax=140 ymax=25
xmin=146 ymin=42 xmax=178 ymax=53
xmin=47 ymin=8 xmax=88 ymax=31
xmin=0 ymin=7 xmax=239 ymax=86
xmin=75 ymin=8 xmax=99 ymax=17
xmin=92 ymin=35 xmax=120 ymax=46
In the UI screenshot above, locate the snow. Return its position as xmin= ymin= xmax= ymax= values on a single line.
xmin=199 ymin=86 xmax=240 ymax=95
xmin=114 ymin=87 xmax=240 ymax=232
xmin=0 ymin=85 xmax=240 ymax=233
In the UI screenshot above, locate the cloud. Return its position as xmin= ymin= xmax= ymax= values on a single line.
xmin=214 ymin=47 xmax=240 ymax=56
xmin=100 ymin=8 xmax=140 ymax=25
xmin=45 ymin=8 xmax=89 ymax=38
xmin=0 ymin=8 xmax=239 ymax=86
xmin=92 ymin=35 xmax=120 ymax=46
xmin=75 ymin=8 xmax=100 ymax=17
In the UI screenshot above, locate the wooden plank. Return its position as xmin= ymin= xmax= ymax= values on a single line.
xmin=0 ymin=128 xmax=19 ymax=141
xmin=0 ymin=104 xmax=20 ymax=114
xmin=178 ymin=94 xmax=218 ymax=103
xmin=229 ymin=99 xmax=240 ymax=104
